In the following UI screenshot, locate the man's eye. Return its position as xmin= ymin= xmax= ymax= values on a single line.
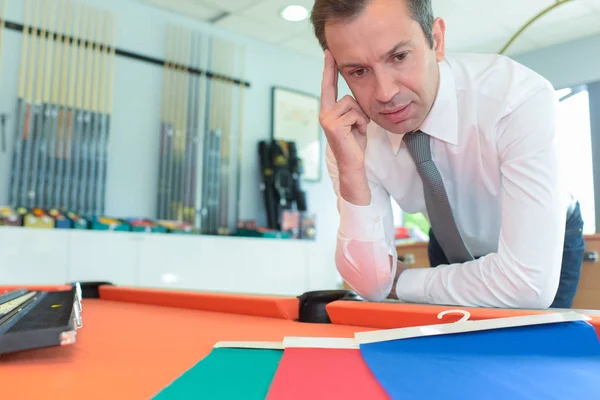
xmin=351 ymin=68 xmax=366 ymax=77
xmin=394 ymin=52 xmax=408 ymax=62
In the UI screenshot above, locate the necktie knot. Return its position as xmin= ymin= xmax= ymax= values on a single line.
xmin=403 ymin=131 xmax=431 ymax=164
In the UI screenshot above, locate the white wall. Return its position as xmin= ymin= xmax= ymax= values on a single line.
xmin=514 ymin=33 xmax=600 ymax=89
xmin=0 ymin=0 xmax=346 ymax=290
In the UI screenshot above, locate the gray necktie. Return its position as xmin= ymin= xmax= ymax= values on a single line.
xmin=404 ymin=130 xmax=474 ymax=264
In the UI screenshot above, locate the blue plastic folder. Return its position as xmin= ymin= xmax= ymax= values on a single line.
xmin=359 ymin=321 xmax=600 ymax=400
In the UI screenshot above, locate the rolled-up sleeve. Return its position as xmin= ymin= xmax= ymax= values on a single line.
xmin=326 ymin=145 xmax=398 ymax=302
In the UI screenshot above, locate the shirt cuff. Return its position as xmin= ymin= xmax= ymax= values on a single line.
xmin=338 ymin=197 xmax=386 ymax=242
xmin=395 ymin=267 xmax=432 ymax=303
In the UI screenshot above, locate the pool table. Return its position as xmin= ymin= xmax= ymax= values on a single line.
xmin=2 ymin=283 xmax=600 ymax=399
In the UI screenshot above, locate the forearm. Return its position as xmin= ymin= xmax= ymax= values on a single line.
xmin=334 ymin=190 xmax=398 ymax=302
xmin=326 ymin=144 xmax=396 ymax=302
xmin=395 ymin=244 xmax=562 ymax=309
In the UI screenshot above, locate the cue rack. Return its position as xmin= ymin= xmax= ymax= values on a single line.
xmin=1 ymin=0 xmax=249 ymax=234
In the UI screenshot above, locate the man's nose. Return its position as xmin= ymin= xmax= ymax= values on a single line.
xmin=374 ymin=72 xmax=400 ymax=104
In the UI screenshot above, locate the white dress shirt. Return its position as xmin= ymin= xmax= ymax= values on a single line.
xmin=327 ymin=53 xmax=570 ymax=309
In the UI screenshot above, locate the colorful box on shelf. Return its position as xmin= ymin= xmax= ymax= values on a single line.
xmin=65 ymin=212 xmax=91 ymax=230
xmin=92 ymin=217 xmax=130 ymax=232
xmin=0 ymin=207 xmax=22 ymax=227
xmin=127 ymin=218 xmax=168 ymax=233
xmin=234 ymin=228 xmax=292 ymax=239
xmin=156 ymin=220 xmax=194 ymax=234
xmin=23 ymin=208 xmax=55 ymax=229
xmin=47 ymin=209 xmax=73 ymax=229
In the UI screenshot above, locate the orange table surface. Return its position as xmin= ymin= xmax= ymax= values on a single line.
xmin=2 ymin=285 xmax=600 ymax=400
xmin=0 ymin=286 xmax=375 ymax=400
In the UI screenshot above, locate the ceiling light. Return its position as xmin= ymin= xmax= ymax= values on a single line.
xmin=281 ymin=5 xmax=308 ymax=22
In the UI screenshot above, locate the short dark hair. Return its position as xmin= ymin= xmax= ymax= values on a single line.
xmin=310 ymin=0 xmax=435 ymax=50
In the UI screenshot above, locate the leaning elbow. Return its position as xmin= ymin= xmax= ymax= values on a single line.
xmin=513 ymin=292 xmax=554 ymax=309
xmin=353 ymin=286 xmax=388 ymax=302
xmin=337 ymin=267 xmax=390 ymax=303
xmin=335 ymin=243 xmax=393 ymax=303
xmin=510 ymin=280 xmax=556 ymax=309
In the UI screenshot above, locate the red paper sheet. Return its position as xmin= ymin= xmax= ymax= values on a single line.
xmin=266 ymin=347 xmax=390 ymax=399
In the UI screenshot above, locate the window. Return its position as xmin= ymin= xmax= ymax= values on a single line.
xmin=556 ymin=86 xmax=596 ymax=234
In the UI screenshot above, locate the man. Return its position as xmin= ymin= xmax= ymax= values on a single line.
xmin=311 ymin=0 xmax=585 ymax=309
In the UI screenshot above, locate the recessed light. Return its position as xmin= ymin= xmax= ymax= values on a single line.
xmin=281 ymin=5 xmax=308 ymax=22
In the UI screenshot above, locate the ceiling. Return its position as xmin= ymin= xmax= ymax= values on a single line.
xmin=139 ymin=0 xmax=600 ymax=58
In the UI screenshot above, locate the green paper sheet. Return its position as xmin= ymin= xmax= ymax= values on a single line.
xmin=153 ymin=348 xmax=283 ymax=399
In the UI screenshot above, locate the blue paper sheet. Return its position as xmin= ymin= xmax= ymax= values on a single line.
xmin=360 ymin=321 xmax=600 ymax=400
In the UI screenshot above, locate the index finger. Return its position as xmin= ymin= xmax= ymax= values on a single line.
xmin=321 ymin=49 xmax=339 ymax=112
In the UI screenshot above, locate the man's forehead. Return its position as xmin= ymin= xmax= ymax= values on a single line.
xmin=323 ymin=1 xmax=420 ymax=59
xmin=326 ymin=20 xmax=419 ymax=67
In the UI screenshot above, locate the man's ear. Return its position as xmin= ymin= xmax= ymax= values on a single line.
xmin=432 ymin=17 xmax=445 ymax=62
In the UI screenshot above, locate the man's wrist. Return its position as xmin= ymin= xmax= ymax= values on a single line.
xmin=339 ymin=167 xmax=370 ymax=206
xmin=389 ymin=260 xmax=408 ymax=299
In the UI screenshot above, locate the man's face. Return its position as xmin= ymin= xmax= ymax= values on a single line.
xmin=325 ymin=0 xmax=445 ymax=134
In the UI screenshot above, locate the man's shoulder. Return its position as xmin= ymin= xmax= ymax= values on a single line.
xmin=445 ymin=52 xmax=554 ymax=108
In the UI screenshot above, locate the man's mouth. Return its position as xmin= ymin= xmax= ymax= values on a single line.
xmin=380 ymin=104 xmax=410 ymax=115
xmin=379 ymin=103 xmax=412 ymax=124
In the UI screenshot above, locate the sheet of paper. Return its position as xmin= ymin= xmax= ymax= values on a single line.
xmin=153 ymin=347 xmax=282 ymax=400
xmin=360 ymin=321 xmax=600 ymax=400
xmin=266 ymin=347 xmax=389 ymax=399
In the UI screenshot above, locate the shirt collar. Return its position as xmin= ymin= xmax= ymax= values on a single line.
xmin=386 ymin=58 xmax=459 ymax=153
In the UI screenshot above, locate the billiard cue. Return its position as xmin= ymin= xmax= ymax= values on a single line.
xmin=214 ymin=39 xmax=229 ymax=235
xmin=214 ymin=37 xmax=226 ymax=235
xmin=19 ymin=0 xmax=41 ymax=207
xmin=233 ymin=45 xmax=246 ymax=234
xmin=224 ymin=39 xmax=239 ymax=235
xmin=170 ymin=26 xmax=186 ymax=221
xmin=193 ymin=32 xmax=208 ymax=230
xmin=69 ymin=4 xmax=89 ymax=211
xmin=167 ymin=26 xmax=181 ymax=221
xmin=85 ymin=8 xmax=105 ymax=216
xmin=77 ymin=8 xmax=98 ymax=213
xmin=8 ymin=0 xmax=30 ymax=207
xmin=62 ymin=1 xmax=81 ymax=209
xmin=218 ymin=41 xmax=230 ymax=235
xmin=163 ymin=25 xmax=176 ymax=221
xmin=177 ymin=28 xmax=191 ymax=222
xmin=204 ymin=37 xmax=216 ymax=233
xmin=186 ymin=31 xmax=202 ymax=226
xmin=92 ymin=10 xmax=110 ymax=216
xmin=28 ymin=0 xmax=49 ymax=208
xmin=40 ymin=0 xmax=60 ymax=209
xmin=169 ymin=26 xmax=181 ymax=221
xmin=214 ymin=38 xmax=225 ymax=234
xmin=46 ymin=0 xmax=68 ymax=210
xmin=200 ymin=37 xmax=212 ymax=233
xmin=156 ymin=24 xmax=172 ymax=220
xmin=183 ymin=31 xmax=198 ymax=225
xmin=54 ymin=0 xmax=75 ymax=210
xmin=97 ymin=11 xmax=116 ymax=216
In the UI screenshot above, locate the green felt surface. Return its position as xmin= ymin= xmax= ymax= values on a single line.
xmin=153 ymin=348 xmax=283 ymax=399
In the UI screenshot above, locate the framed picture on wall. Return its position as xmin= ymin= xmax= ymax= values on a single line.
xmin=271 ymin=86 xmax=322 ymax=182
